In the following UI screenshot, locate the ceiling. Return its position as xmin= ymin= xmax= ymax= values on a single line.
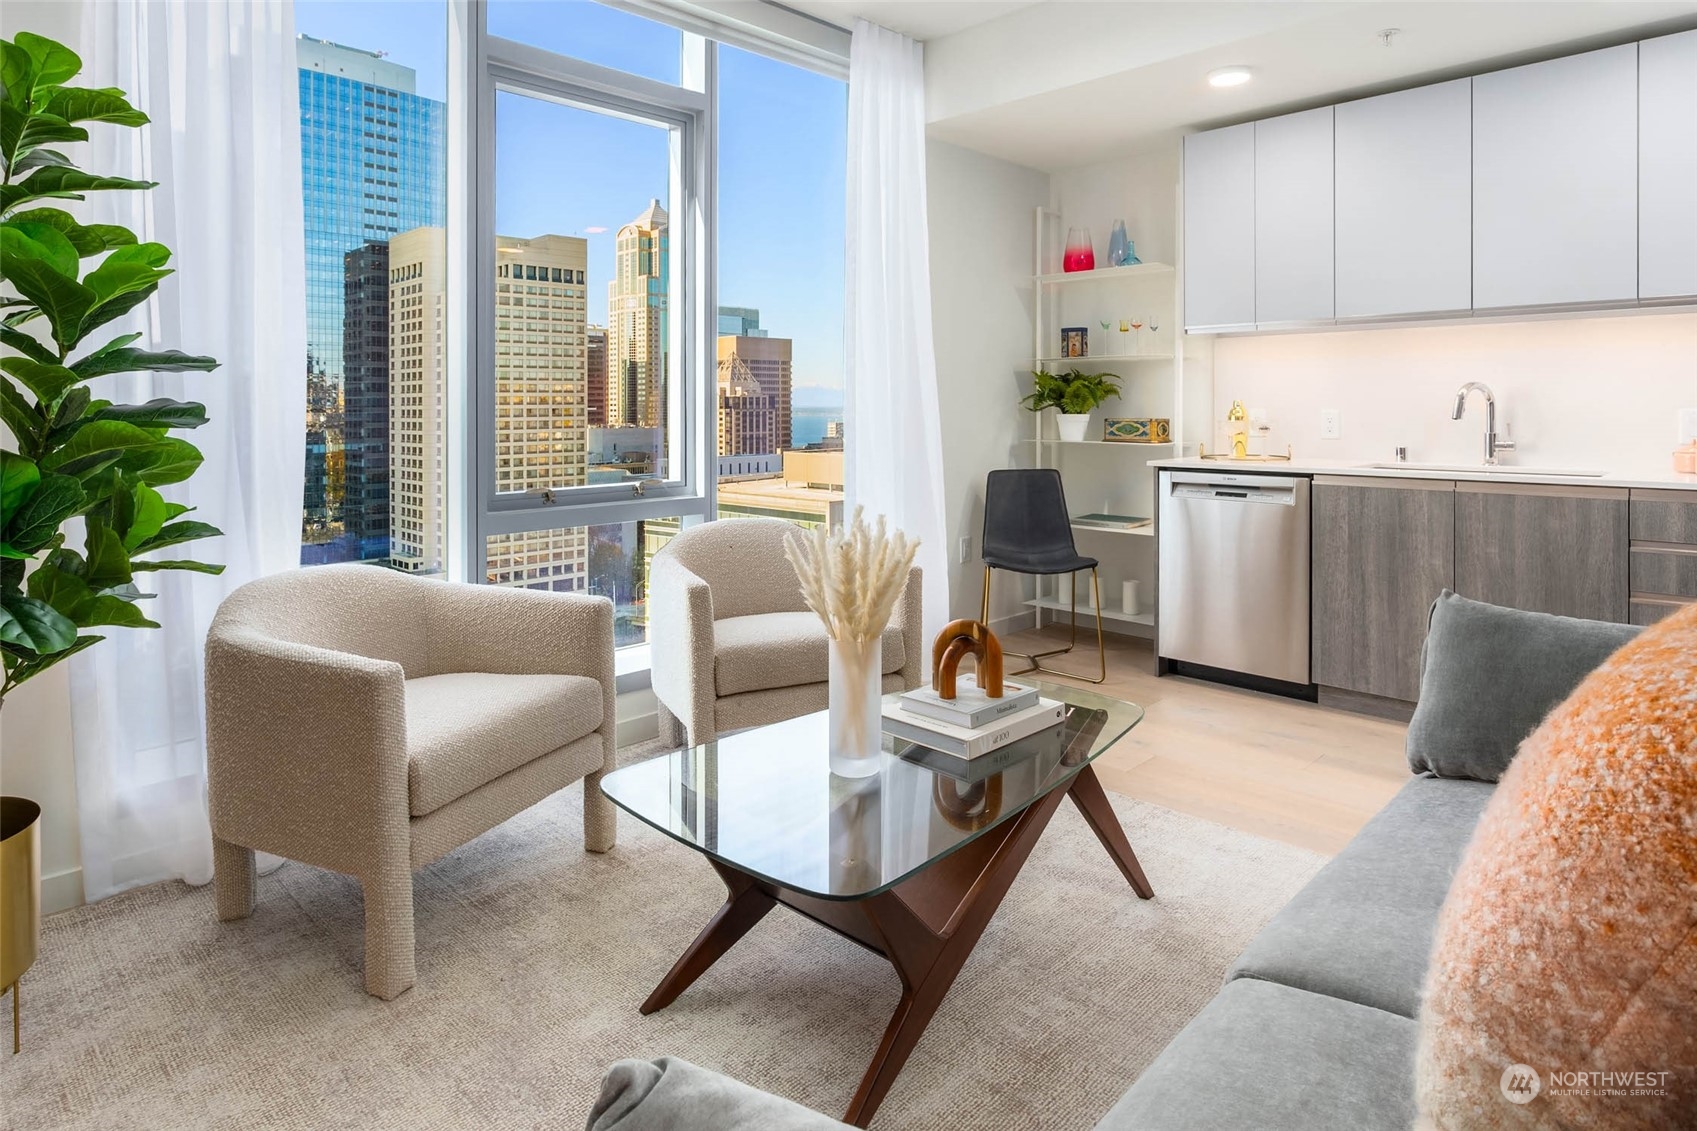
xmin=780 ymin=0 xmax=1040 ymax=41
xmin=797 ymin=1 xmax=1697 ymax=171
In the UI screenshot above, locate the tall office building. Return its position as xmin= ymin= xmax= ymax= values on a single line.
xmin=297 ymin=35 xmax=445 ymax=562
xmin=606 ymin=200 xmax=668 ymax=433
xmin=586 ymin=325 xmax=608 ymax=427
xmin=716 ymin=331 xmax=793 ymax=455
xmin=716 ymin=306 xmax=766 ymax=338
xmin=716 ymin=352 xmax=779 ymax=457
xmin=343 ymin=240 xmax=391 ymax=558
xmin=386 ymin=228 xmax=448 ymax=575
xmin=385 ymin=229 xmax=591 ymax=591
xmin=486 ymin=235 xmax=592 ymax=590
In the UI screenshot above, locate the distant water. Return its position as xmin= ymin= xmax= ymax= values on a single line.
xmin=792 ymin=406 xmax=843 ymax=448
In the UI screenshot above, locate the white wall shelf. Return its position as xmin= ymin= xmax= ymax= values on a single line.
xmin=1033 ymin=354 xmax=1173 ymax=365
xmin=1071 ymin=523 xmax=1155 ymax=537
xmin=1028 ymin=207 xmax=1188 ymax=647
xmin=1022 ymin=439 xmax=1175 ymax=448
xmin=1025 ymin=596 xmax=1155 ymax=626
xmin=1035 ymin=262 xmax=1174 ymax=286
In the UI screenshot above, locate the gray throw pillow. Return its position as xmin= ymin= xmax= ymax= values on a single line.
xmin=1405 ymin=591 xmax=1639 ymax=783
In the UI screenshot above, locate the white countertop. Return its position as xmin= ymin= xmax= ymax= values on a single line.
xmin=1146 ymin=455 xmax=1697 ymax=492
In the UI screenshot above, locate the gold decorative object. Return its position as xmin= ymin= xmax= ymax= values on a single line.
xmin=932 ymin=775 xmax=1005 ymax=832
xmin=931 ymin=619 xmax=1004 ymax=700
xmin=1 ymin=796 xmax=41 ymax=1055
xmin=1197 ymin=443 xmax=1294 ymax=463
xmin=1227 ymin=399 xmax=1250 ymax=459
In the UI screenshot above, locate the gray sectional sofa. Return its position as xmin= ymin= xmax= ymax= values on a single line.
xmin=586 ymin=593 xmax=1640 ymax=1131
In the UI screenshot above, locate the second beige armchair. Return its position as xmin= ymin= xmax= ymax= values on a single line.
xmin=649 ymin=518 xmax=923 ymax=747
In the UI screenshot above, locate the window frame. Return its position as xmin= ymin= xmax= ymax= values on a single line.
xmin=451 ymin=7 xmax=718 ymax=582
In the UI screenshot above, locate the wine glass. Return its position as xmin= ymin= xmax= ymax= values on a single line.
xmin=1098 ymin=319 xmax=1112 ymax=357
xmin=1129 ymin=315 xmax=1145 ymax=355
xmin=1147 ymin=315 xmax=1161 ymax=353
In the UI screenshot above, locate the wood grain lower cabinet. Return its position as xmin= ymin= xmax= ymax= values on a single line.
xmin=1312 ymin=477 xmax=1455 ymax=702
xmin=1453 ymin=483 xmax=1629 ymax=622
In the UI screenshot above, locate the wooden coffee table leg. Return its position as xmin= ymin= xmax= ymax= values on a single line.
xmin=1068 ymin=765 xmax=1155 ymax=899
xmin=640 ymin=861 xmax=775 ymax=1015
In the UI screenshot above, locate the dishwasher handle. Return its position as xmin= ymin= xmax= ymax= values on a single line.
xmin=1168 ymin=475 xmax=1302 ymax=505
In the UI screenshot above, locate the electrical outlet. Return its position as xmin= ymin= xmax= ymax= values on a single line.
xmin=1320 ymin=408 xmax=1342 ymax=439
xmin=957 ymin=536 xmax=971 ymax=565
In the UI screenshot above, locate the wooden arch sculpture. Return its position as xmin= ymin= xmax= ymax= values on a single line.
xmin=931 ymin=619 xmax=1005 ymax=700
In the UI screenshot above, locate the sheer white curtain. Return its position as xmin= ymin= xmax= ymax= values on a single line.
xmin=71 ymin=0 xmax=306 ymax=900
xmin=845 ymin=19 xmax=949 ymax=646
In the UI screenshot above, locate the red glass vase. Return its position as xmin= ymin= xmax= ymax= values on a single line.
xmin=1062 ymin=226 xmax=1095 ymax=272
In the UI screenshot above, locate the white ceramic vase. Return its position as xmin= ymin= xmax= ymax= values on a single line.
xmin=828 ymin=636 xmax=883 ymax=778
xmin=1056 ymin=413 xmax=1091 ymax=443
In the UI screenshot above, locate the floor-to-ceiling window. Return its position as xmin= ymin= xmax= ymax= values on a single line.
xmin=293 ymin=0 xmax=846 ymax=653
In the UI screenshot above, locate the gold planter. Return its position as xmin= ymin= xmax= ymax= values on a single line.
xmin=1 ymin=795 xmax=41 ymax=1054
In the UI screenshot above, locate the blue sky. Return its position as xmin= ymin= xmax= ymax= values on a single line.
xmin=295 ymin=0 xmax=847 ymax=393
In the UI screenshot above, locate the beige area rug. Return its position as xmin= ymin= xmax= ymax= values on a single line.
xmin=1 ymin=743 xmax=1324 ymax=1131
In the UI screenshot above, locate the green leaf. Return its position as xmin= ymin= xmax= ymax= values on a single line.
xmin=48 ymin=384 xmax=90 ymax=429
xmin=2 ymin=471 xmax=81 ymax=554
xmin=0 ymin=357 xmax=79 ymax=404
xmin=43 ymin=87 xmax=146 ymax=127
xmin=118 ymin=436 xmax=202 ymax=486
xmin=120 ymin=483 xmax=166 ymax=550
xmin=21 ymin=561 xmax=156 ymax=630
xmin=0 ymin=166 xmax=156 ymax=215
xmin=0 ymin=225 xmax=93 ymax=346
xmin=11 ymin=147 xmax=73 ymax=174
xmin=0 ymin=590 xmax=77 ymax=654
xmin=132 ymin=519 xmax=220 ymax=555
xmin=15 ymin=32 xmax=82 ymax=91
xmin=72 ymin=349 xmax=218 ymax=381
xmin=77 ymin=284 xmax=158 ymax=340
xmin=6 ymin=207 xmax=136 ymax=256
xmin=0 ymin=42 xmax=34 ymax=112
xmin=5 ymin=215 xmax=80 ymax=275
xmin=10 ymin=109 xmax=87 ymax=160
xmin=0 ymin=323 xmax=58 ymax=364
xmin=0 ymin=379 xmax=43 ymax=454
xmin=0 ymin=450 xmax=40 ymax=517
xmin=38 ymin=419 xmax=161 ymax=476
xmin=82 ymin=516 xmax=130 ymax=590
xmin=78 ymin=595 xmax=158 ymax=629
xmin=24 ymin=558 xmax=90 ymax=614
xmin=90 ymin=398 xmax=208 ymax=431
xmin=130 ymin=558 xmax=223 ymax=575
xmin=84 ymin=331 xmax=142 ymax=358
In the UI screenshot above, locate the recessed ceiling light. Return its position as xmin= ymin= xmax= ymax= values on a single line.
xmin=1208 ymin=66 xmax=1253 ymax=89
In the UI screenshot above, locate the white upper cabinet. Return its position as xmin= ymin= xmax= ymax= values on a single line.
xmin=1254 ymin=107 xmax=1334 ymax=325
xmin=1472 ymin=45 xmax=1638 ymax=309
xmin=1640 ymin=30 xmax=1697 ymax=300
xmin=1183 ymin=123 xmax=1256 ymax=331
xmin=1335 ymin=79 xmax=1472 ymax=319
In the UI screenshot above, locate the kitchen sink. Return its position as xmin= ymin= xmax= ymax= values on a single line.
xmin=1358 ymin=462 xmax=1606 ymax=478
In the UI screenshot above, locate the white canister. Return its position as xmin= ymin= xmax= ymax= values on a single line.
xmin=1122 ymin=580 xmax=1141 ymax=616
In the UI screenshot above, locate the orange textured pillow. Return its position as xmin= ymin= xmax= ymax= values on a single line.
xmin=1416 ymin=602 xmax=1697 ymax=1130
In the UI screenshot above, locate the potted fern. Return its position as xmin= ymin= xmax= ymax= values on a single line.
xmin=1 ymin=30 xmax=224 ymax=1039
xmin=1021 ymin=367 xmax=1121 ymax=442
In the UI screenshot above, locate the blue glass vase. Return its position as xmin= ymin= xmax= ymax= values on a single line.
xmin=1107 ymin=220 xmax=1139 ymax=266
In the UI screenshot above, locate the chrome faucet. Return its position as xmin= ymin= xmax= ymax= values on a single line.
xmin=1451 ymin=381 xmax=1516 ymax=465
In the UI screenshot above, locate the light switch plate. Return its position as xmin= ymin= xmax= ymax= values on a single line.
xmin=1320 ymin=408 xmax=1342 ymax=439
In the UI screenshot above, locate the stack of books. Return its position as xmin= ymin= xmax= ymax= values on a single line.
xmin=882 ymin=676 xmax=1066 ymax=760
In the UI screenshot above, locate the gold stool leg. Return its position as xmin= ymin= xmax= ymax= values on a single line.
xmin=1004 ymin=568 xmax=1108 ymax=684
xmin=980 ymin=564 xmax=992 ymax=625
xmin=11 ymin=978 xmax=18 ymax=1055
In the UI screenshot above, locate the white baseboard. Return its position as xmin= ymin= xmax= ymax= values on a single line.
xmin=42 ymin=866 xmax=83 ymax=914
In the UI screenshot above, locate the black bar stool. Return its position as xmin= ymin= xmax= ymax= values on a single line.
xmin=979 ymin=468 xmax=1106 ymax=684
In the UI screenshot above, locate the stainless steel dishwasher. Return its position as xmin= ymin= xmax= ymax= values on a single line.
xmin=1157 ymin=471 xmax=1312 ymax=690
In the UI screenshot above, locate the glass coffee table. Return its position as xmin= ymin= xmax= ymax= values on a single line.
xmin=601 ymin=682 xmax=1148 ymax=1128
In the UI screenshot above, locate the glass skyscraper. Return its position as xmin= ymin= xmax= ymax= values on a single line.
xmin=297 ymin=35 xmax=445 ymax=564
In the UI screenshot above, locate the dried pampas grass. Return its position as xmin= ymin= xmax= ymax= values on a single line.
xmin=784 ymin=507 xmax=919 ymax=643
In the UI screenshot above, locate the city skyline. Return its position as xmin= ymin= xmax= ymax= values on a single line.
xmin=294 ymin=0 xmax=846 ymax=392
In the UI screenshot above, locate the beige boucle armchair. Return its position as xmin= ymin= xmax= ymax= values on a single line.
xmin=649 ymin=518 xmax=923 ymax=747
xmin=205 ymin=564 xmax=617 ymax=1000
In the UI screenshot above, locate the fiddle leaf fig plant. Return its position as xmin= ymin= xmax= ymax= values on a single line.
xmin=1 ymin=31 xmax=223 ymax=701
xmin=1021 ymin=367 xmax=1122 ymax=415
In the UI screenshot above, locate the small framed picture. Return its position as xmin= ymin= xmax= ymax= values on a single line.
xmin=1104 ymin=417 xmax=1172 ymax=443
xmin=1060 ymin=326 xmax=1088 ymax=358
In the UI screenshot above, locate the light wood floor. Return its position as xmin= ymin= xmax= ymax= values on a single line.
xmin=998 ymin=625 xmax=1410 ymax=856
